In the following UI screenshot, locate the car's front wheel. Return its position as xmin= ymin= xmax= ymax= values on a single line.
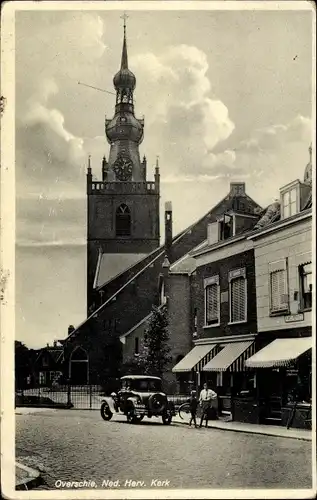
xmin=100 ymin=402 xmax=113 ymax=421
xmin=162 ymin=413 xmax=172 ymax=425
xmin=127 ymin=407 xmax=143 ymax=424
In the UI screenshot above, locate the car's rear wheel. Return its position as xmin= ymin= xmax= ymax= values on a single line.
xmin=162 ymin=413 xmax=172 ymax=425
xmin=100 ymin=402 xmax=113 ymax=421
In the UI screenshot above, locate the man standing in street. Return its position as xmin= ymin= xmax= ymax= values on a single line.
xmin=199 ymin=382 xmax=217 ymax=428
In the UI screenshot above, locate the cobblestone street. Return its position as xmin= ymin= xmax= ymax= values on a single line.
xmin=15 ymin=409 xmax=312 ymax=490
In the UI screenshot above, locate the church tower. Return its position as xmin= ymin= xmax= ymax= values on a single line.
xmin=86 ymin=18 xmax=160 ymax=313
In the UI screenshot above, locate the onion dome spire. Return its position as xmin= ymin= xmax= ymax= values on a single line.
xmin=113 ymin=13 xmax=136 ymax=104
xmin=304 ymin=143 xmax=312 ymax=185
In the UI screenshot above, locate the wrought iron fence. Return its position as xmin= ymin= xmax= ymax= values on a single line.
xmin=16 ymin=385 xmax=189 ymax=411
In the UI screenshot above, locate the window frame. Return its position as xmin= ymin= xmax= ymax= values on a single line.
xmin=204 ymin=275 xmax=220 ymax=327
xmin=280 ymin=184 xmax=299 ymax=219
xmin=228 ymin=268 xmax=247 ymax=325
xmin=299 ymin=262 xmax=312 ymax=312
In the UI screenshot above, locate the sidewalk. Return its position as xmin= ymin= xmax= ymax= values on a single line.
xmin=173 ymin=414 xmax=312 ymax=441
xmin=15 ymin=462 xmax=41 ymax=490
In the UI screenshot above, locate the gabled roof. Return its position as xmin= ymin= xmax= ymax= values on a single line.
xmin=35 ymin=347 xmax=64 ymax=364
xmin=47 ymin=349 xmax=64 ymax=363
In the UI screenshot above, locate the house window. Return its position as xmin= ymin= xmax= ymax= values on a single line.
xmin=204 ymin=276 xmax=220 ymax=326
xmin=116 ymin=204 xmax=131 ymax=236
xmin=160 ymin=281 xmax=167 ymax=306
xmin=282 ymin=188 xmax=297 ymax=218
xmin=270 ymin=269 xmax=289 ymax=314
xmin=299 ymin=263 xmax=312 ymax=310
xmin=39 ymin=372 xmax=46 ymax=385
xmin=134 ymin=337 xmax=139 ymax=355
xmin=229 ymin=268 xmax=247 ymax=323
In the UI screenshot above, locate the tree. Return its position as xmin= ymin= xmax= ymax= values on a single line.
xmin=15 ymin=341 xmax=32 ymax=389
xmin=141 ymin=305 xmax=172 ymax=378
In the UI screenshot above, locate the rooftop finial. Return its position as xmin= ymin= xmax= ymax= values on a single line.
xmin=88 ymin=154 xmax=91 ymax=170
xmin=156 ymin=155 xmax=160 ymax=169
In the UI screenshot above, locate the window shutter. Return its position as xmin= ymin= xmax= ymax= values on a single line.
xmin=270 ymin=270 xmax=288 ymax=312
xmin=231 ymin=277 xmax=246 ymax=322
xmin=206 ymin=283 xmax=219 ymax=324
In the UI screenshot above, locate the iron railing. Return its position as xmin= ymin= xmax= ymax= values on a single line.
xmin=16 ymin=385 xmax=190 ymax=410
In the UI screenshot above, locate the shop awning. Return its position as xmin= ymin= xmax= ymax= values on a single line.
xmin=172 ymin=344 xmax=218 ymax=373
xmin=245 ymin=337 xmax=312 ymax=369
xmin=203 ymin=341 xmax=254 ymax=372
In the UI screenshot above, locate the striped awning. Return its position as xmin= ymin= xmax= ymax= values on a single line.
xmin=203 ymin=341 xmax=255 ymax=372
xmin=245 ymin=337 xmax=312 ymax=369
xmin=172 ymin=344 xmax=218 ymax=373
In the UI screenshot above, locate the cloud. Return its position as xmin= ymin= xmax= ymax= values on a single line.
xmin=205 ymin=115 xmax=312 ymax=204
xmin=131 ymin=45 xmax=235 ymax=177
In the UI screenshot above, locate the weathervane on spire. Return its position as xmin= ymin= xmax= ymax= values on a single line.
xmin=120 ymin=12 xmax=129 ymax=35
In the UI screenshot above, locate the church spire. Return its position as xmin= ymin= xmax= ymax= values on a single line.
xmin=120 ymin=13 xmax=128 ymax=70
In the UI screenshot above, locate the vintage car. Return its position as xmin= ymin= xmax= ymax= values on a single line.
xmin=100 ymin=375 xmax=176 ymax=424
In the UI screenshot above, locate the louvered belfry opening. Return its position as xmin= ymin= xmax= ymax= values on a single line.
xmin=116 ymin=204 xmax=131 ymax=236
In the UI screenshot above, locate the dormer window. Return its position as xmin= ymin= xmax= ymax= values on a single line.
xmin=282 ymin=188 xmax=297 ymax=218
xmin=280 ymin=180 xmax=300 ymax=219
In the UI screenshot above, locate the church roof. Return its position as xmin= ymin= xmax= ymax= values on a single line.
xmin=94 ymin=252 xmax=148 ymax=289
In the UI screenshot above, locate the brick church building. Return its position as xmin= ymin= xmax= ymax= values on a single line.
xmin=62 ymin=22 xmax=262 ymax=385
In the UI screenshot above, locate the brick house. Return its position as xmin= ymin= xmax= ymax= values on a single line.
xmin=32 ymin=343 xmax=64 ymax=386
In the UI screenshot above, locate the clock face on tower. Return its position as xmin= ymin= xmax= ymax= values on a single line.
xmin=113 ymin=156 xmax=133 ymax=181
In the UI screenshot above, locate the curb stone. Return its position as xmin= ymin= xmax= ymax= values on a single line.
xmin=16 ymin=462 xmax=42 ymax=490
xmin=173 ymin=416 xmax=312 ymax=441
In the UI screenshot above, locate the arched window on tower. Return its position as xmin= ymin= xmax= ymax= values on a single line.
xmin=116 ymin=204 xmax=131 ymax=236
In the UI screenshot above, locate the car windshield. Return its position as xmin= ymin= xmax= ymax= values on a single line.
xmin=121 ymin=379 xmax=162 ymax=392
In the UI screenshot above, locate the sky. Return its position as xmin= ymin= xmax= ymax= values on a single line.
xmin=14 ymin=5 xmax=313 ymax=348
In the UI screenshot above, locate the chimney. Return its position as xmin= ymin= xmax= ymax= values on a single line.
xmin=230 ymin=182 xmax=245 ymax=197
xmin=165 ymin=201 xmax=173 ymax=260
